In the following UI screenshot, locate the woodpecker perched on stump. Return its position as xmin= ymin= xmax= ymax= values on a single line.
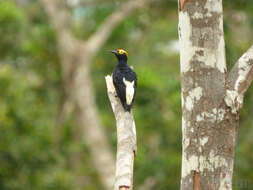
xmin=111 ymin=49 xmax=137 ymax=112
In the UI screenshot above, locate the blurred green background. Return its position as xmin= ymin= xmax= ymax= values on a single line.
xmin=0 ymin=0 xmax=253 ymax=189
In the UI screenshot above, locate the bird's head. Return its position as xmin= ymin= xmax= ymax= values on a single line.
xmin=111 ymin=48 xmax=128 ymax=62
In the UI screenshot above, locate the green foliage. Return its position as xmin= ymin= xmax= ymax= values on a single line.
xmin=0 ymin=0 xmax=253 ymax=190
xmin=0 ymin=1 xmax=24 ymax=58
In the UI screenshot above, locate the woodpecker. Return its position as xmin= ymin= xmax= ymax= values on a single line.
xmin=111 ymin=49 xmax=137 ymax=112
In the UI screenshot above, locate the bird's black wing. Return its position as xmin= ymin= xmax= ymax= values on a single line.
xmin=113 ymin=68 xmax=127 ymax=108
xmin=113 ymin=65 xmax=137 ymax=111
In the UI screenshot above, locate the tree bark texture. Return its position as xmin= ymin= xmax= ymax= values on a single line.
xmin=178 ymin=0 xmax=253 ymax=190
xmin=105 ymin=76 xmax=137 ymax=190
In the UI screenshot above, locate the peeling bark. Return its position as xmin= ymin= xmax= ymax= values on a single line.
xmin=179 ymin=0 xmax=190 ymax=11
xmin=225 ymin=46 xmax=253 ymax=113
xmin=193 ymin=171 xmax=200 ymax=190
xmin=105 ymin=76 xmax=137 ymax=190
xmin=179 ymin=0 xmax=253 ymax=189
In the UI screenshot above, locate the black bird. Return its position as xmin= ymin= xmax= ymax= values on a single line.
xmin=111 ymin=49 xmax=137 ymax=112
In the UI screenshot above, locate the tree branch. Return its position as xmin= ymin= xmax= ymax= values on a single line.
xmin=40 ymin=0 xmax=84 ymax=70
xmin=105 ymin=75 xmax=137 ymax=190
xmin=228 ymin=45 xmax=253 ymax=94
xmin=40 ymin=0 xmax=71 ymax=33
xmin=86 ymin=0 xmax=150 ymax=54
xmin=225 ymin=45 xmax=253 ymax=113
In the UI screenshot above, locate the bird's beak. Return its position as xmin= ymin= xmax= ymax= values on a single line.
xmin=110 ymin=50 xmax=117 ymax=54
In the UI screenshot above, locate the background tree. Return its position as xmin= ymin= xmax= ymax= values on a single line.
xmin=178 ymin=0 xmax=253 ymax=189
xmin=39 ymin=0 xmax=151 ymax=189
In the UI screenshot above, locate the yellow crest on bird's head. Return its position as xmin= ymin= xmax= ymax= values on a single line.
xmin=117 ymin=49 xmax=128 ymax=57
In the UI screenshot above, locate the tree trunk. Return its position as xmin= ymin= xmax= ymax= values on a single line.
xmin=55 ymin=43 xmax=116 ymax=188
xmin=178 ymin=0 xmax=253 ymax=189
xmin=73 ymin=60 xmax=116 ymax=190
xmin=105 ymin=76 xmax=137 ymax=190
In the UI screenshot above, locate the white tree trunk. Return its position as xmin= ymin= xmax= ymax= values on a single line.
xmin=105 ymin=76 xmax=137 ymax=190
xmin=178 ymin=0 xmax=253 ymax=189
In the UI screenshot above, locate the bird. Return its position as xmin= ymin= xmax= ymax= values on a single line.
xmin=111 ymin=48 xmax=137 ymax=112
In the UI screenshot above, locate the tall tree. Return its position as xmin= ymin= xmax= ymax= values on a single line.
xmin=39 ymin=0 xmax=150 ymax=189
xmin=178 ymin=0 xmax=253 ymax=189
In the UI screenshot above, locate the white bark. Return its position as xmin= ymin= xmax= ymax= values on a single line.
xmin=225 ymin=45 xmax=253 ymax=113
xmin=105 ymin=76 xmax=137 ymax=190
xmin=179 ymin=0 xmax=253 ymax=190
xmin=179 ymin=0 xmax=227 ymax=75
xmin=179 ymin=0 xmax=231 ymax=189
